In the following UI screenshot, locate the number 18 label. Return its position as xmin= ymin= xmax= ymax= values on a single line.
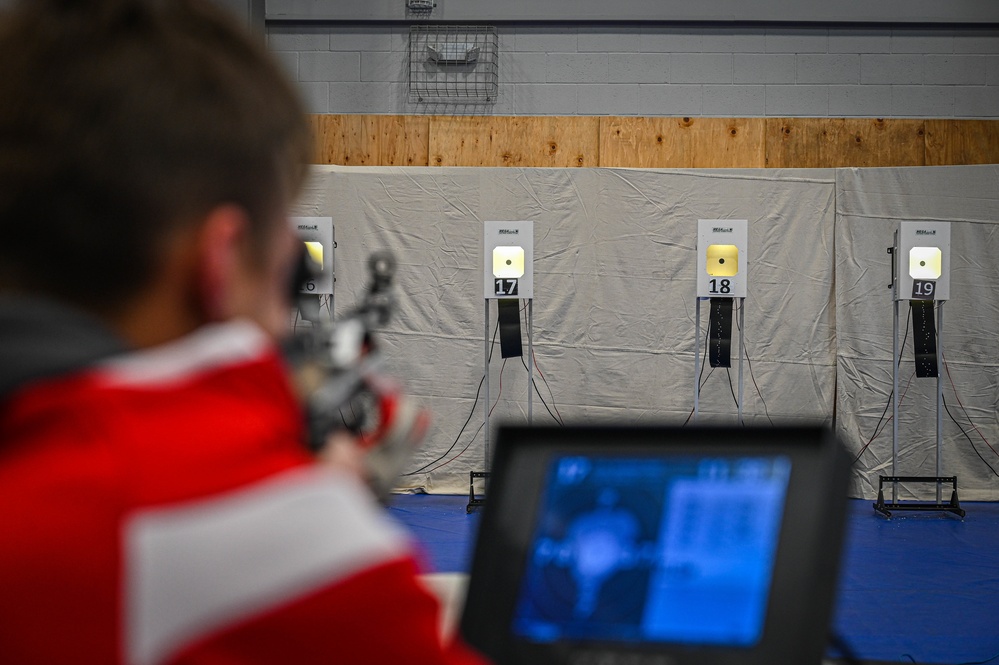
xmin=708 ymin=278 xmax=732 ymax=295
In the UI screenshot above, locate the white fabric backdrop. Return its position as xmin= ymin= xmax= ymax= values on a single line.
xmin=293 ymin=165 xmax=999 ymax=499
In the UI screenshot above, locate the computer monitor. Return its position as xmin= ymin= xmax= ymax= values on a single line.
xmin=460 ymin=425 xmax=851 ymax=665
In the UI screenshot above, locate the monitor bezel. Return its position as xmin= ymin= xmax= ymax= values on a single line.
xmin=459 ymin=424 xmax=851 ymax=665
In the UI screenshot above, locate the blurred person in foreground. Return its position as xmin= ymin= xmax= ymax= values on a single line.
xmin=0 ymin=1 xmax=487 ymax=664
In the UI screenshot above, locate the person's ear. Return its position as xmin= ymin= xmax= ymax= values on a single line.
xmin=195 ymin=205 xmax=250 ymax=322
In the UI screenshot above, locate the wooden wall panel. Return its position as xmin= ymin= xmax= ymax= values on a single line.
xmin=424 ymin=117 xmax=513 ymax=167
xmin=377 ymin=115 xmax=431 ymax=166
xmin=599 ymin=117 xmax=766 ymax=168
xmin=765 ymin=118 xmax=926 ymax=168
xmin=306 ymin=115 xmax=325 ymax=164
xmin=925 ymin=120 xmax=999 ymax=166
xmin=427 ymin=116 xmax=600 ymax=167
xmin=311 ymin=115 xmax=379 ymax=166
xmin=307 ymin=115 xmax=999 ymax=169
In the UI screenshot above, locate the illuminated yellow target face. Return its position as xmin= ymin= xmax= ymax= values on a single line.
xmin=706 ymin=244 xmax=739 ymax=277
xmin=909 ymin=246 xmax=942 ymax=280
xmin=304 ymin=241 xmax=324 ymax=272
xmin=493 ymin=246 xmax=525 ymax=278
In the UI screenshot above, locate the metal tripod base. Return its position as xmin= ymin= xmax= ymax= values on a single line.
xmin=466 ymin=471 xmax=490 ymax=513
xmin=873 ymin=475 xmax=965 ymax=519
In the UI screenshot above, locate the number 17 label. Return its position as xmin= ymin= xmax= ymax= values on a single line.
xmin=495 ymin=278 xmax=519 ymax=296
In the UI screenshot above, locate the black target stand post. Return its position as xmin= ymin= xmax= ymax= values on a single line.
xmin=693 ymin=297 xmax=745 ymax=424
xmin=469 ymin=222 xmax=534 ymax=513
xmin=874 ymin=224 xmax=964 ymax=520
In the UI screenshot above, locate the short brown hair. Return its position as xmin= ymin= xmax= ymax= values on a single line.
xmin=0 ymin=0 xmax=311 ymax=314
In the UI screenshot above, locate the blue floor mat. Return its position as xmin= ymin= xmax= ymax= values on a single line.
xmin=832 ymin=500 xmax=999 ymax=665
xmin=387 ymin=493 xmax=482 ymax=574
xmin=388 ymin=495 xmax=999 ymax=665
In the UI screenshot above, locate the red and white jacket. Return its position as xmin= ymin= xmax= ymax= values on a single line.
xmin=0 ymin=299 xmax=486 ymax=665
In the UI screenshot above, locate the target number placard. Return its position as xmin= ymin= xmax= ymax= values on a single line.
xmin=697 ymin=220 xmax=748 ymax=299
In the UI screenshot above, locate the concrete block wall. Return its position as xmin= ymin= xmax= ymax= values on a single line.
xmin=266 ymin=23 xmax=999 ymax=117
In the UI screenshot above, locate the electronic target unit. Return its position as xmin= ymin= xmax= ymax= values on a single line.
xmin=484 ymin=221 xmax=534 ymax=300
xmin=895 ymin=221 xmax=950 ymax=302
xmin=692 ymin=219 xmax=749 ymax=424
xmin=697 ymin=219 xmax=748 ymax=298
xmin=292 ymin=216 xmax=334 ymax=295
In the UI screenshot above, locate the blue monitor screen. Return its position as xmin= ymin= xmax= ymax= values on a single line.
xmin=511 ymin=454 xmax=791 ymax=648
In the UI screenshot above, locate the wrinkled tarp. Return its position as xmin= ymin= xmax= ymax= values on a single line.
xmin=293 ymin=165 xmax=999 ymax=499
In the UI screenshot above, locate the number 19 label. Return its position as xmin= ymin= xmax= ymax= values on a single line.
xmin=495 ymin=278 xmax=519 ymax=296
xmin=912 ymin=279 xmax=936 ymax=300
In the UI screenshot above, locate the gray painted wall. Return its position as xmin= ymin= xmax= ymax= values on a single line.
xmin=213 ymin=0 xmax=266 ymax=34
xmin=266 ymin=0 xmax=999 ymax=25
xmin=266 ymin=23 xmax=999 ymax=117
